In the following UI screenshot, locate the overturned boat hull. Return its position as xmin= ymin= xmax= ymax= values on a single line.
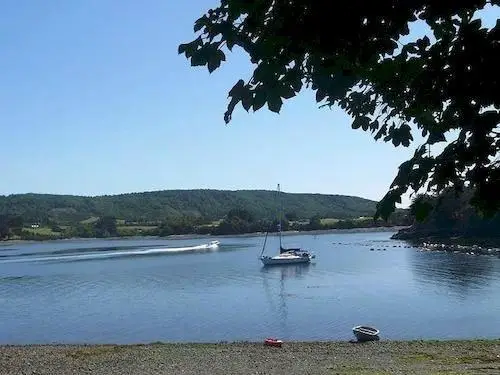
xmin=352 ymin=325 xmax=380 ymax=342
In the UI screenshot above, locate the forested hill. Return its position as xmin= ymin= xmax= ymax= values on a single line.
xmin=0 ymin=189 xmax=378 ymax=224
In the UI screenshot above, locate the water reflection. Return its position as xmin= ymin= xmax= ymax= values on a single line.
xmin=260 ymin=263 xmax=312 ymax=279
xmin=260 ymin=264 xmax=311 ymax=335
xmin=409 ymin=250 xmax=495 ymax=298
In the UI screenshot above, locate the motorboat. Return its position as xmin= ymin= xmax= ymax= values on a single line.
xmin=352 ymin=325 xmax=380 ymax=342
xmin=206 ymin=240 xmax=220 ymax=249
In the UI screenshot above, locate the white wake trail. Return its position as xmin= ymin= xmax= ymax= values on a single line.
xmin=0 ymin=241 xmax=220 ymax=264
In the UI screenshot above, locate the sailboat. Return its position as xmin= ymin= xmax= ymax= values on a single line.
xmin=259 ymin=184 xmax=316 ymax=266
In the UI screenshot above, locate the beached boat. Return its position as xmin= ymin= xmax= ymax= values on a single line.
xmin=259 ymin=184 xmax=315 ymax=266
xmin=264 ymin=338 xmax=283 ymax=347
xmin=352 ymin=325 xmax=380 ymax=342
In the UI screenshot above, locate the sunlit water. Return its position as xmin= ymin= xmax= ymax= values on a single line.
xmin=1 ymin=231 xmax=499 ymax=344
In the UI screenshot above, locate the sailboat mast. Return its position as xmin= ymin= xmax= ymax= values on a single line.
xmin=260 ymin=231 xmax=269 ymax=257
xmin=278 ymin=183 xmax=283 ymax=250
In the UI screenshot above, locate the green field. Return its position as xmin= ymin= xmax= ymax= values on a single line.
xmin=320 ymin=217 xmax=377 ymax=225
xmin=320 ymin=218 xmax=340 ymax=225
xmin=116 ymin=226 xmax=157 ymax=236
xmin=22 ymin=227 xmax=61 ymax=236
xmin=197 ymin=220 xmax=223 ymax=228
xmin=80 ymin=216 xmax=99 ymax=224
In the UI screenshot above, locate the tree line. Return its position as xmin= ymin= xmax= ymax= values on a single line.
xmin=0 ymin=207 xmax=410 ymax=241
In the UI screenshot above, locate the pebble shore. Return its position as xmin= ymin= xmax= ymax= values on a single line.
xmin=1 ymin=340 xmax=499 ymax=375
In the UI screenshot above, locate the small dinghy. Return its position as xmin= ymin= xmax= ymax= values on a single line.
xmin=264 ymin=338 xmax=283 ymax=347
xmin=352 ymin=325 xmax=380 ymax=342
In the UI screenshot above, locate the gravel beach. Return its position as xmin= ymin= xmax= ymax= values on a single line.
xmin=1 ymin=340 xmax=499 ymax=375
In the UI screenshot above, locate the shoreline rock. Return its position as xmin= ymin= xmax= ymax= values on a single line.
xmin=391 ymin=229 xmax=500 ymax=256
xmin=416 ymin=242 xmax=500 ymax=256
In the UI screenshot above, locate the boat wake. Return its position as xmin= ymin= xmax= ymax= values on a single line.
xmin=0 ymin=241 xmax=221 ymax=264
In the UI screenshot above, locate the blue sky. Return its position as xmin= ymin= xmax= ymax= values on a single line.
xmin=1 ymin=1 xmax=498 ymax=206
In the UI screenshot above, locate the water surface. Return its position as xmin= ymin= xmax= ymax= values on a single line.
xmin=1 ymin=231 xmax=499 ymax=344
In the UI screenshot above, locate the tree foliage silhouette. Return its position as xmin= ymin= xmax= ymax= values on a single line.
xmin=179 ymin=0 xmax=500 ymax=219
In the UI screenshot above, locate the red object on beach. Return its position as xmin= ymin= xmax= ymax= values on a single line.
xmin=264 ymin=338 xmax=283 ymax=347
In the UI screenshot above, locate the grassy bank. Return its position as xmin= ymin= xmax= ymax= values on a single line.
xmin=1 ymin=340 xmax=499 ymax=374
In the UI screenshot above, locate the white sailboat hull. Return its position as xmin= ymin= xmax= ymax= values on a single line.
xmin=260 ymin=252 xmax=312 ymax=266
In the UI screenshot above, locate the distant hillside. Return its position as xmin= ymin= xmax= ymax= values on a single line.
xmin=0 ymin=189 xmax=378 ymax=224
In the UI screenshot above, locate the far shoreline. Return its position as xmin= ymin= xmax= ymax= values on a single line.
xmin=0 ymin=226 xmax=408 ymax=246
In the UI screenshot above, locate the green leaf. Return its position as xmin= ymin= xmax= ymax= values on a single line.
xmin=428 ymin=131 xmax=446 ymax=144
xmin=253 ymin=89 xmax=267 ymax=111
xmin=228 ymin=79 xmax=245 ymax=98
xmin=285 ymin=69 xmax=303 ymax=92
xmin=416 ymin=36 xmax=430 ymax=51
xmin=361 ymin=119 xmax=370 ymax=131
xmin=267 ymin=93 xmax=283 ymax=113
xmin=401 ymin=137 xmax=412 ymax=147
xmin=328 ymin=73 xmax=357 ymax=101
xmin=392 ymin=135 xmax=401 ymax=147
xmin=191 ymin=48 xmax=209 ymax=66
xmin=224 ymin=97 xmax=238 ymax=124
xmin=374 ymin=123 xmax=388 ymax=140
xmin=352 ymin=116 xmax=370 ymax=130
xmin=316 ymin=89 xmax=327 ymax=102
xmin=227 ymin=0 xmax=248 ymax=21
xmin=401 ymin=43 xmax=418 ymax=55
xmin=178 ymin=43 xmax=189 ymax=55
xmin=207 ymin=49 xmax=226 ymax=73
xmin=369 ymin=119 xmax=379 ymax=132
xmin=226 ymin=38 xmax=235 ymax=50
xmin=178 ymin=37 xmax=202 ymax=58
xmin=280 ymin=85 xmax=296 ymax=99
xmin=401 ymin=23 xmax=410 ymax=36
xmin=194 ymin=15 xmax=208 ymax=32
xmin=470 ymin=18 xmax=482 ymax=30
xmin=375 ymin=190 xmax=401 ymax=220
xmin=399 ymin=124 xmax=413 ymax=147
xmin=224 ymin=79 xmax=246 ymax=123
xmin=241 ymin=90 xmax=253 ymax=112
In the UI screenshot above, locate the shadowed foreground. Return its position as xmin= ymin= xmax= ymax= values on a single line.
xmin=1 ymin=340 xmax=499 ymax=374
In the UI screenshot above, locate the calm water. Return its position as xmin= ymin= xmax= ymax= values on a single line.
xmin=1 ymin=231 xmax=499 ymax=344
